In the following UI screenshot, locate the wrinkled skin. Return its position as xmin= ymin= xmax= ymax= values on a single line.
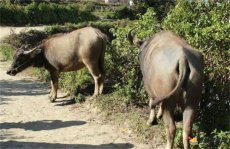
xmin=7 ymin=27 xmax=107 ymax=102
xmin=130 ymin=31 xmax=203 ymax=149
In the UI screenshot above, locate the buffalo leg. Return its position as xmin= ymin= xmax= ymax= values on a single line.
xmin=182 ymin=87 xmax=200 ymax=149
xmin=99 ymin=75 xmax=104 ymax=94
xmin=147 ymin=98 xmax=157 ymax=125
xmin=163 ymin=103 xmax=176 ymax=149
xmin=49 ymin=81 xmax=53 ymax=98
xmin=157 ymin=103 xmax=163 ymax=119
xmin=49 ymin=71 xmax=59 ymax=102
xmin=85 ymin=62 xmax=104 ymax=97
xmin=183 ymin=107 xmax=195 ymax=149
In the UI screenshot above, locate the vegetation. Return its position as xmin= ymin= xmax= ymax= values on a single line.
xmin=0 ymin=0 xmax=229 ymax=148
xmin=0 ymin=1 xmax=138 ymax=26
xmin=0 ymin=2 xmax=97 ymax=25
xmin=0 ymin=44 xmax=14 ymax=61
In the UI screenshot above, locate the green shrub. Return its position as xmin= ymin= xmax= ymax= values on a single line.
xmin=58 ymin=69 xmax=91 ymax=94
xmin=108 ymin=6 xmax=135 ymax=20
xmin=132 ymin=0 xmax=175 ymax=21
xmin=174 ymin=126 xmax=230 ymax=149
xmin=0 ymin=4 xmax=27 ymax=25
xmin=0 ymin=2 xmax=97 ymax=26
xmin=108 ymin=8 xmax=159 ymax=105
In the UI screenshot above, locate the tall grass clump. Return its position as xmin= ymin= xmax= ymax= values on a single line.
xmin=0 ymin=44 xmax=14 ymax=61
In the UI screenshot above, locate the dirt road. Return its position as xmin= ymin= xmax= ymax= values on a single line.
xmin=0 ymin=60 xmax=153 ymax=149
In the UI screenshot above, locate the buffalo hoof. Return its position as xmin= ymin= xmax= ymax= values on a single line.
xmin=147 ymin=119 xmax=157 ymax=126
xmin=147 ymin=119 xmax=153 ymax=126
xmin=50 ymin=99 xmax=56 ymax=103
xmin=90 ymin=95 xmax=98 ymax=100
xmin=48 ymin=96 xmax=56 ymax=102
xmin=157 ymin=114 xmax=163 ymax=120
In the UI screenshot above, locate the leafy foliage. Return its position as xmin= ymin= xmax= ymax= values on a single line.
xmin=132 ymin=0 xmax=175 ymax=21
xmin=108 ymin=6 xmax=135 ymax=20
xmin=0 ymin=2 xmax=97 ymax=26
xmin=0 ymin=1 xmax=142 ymax=26
xmin=108 ymin=8 xmax=159 ymax=105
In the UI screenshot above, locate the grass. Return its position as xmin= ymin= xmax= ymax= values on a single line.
xmin=92 ymin=93 xmax=166 ymax=146
xmin=0 ymin=44 xmax=14 ymax=61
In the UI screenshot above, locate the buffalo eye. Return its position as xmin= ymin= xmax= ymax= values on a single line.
xmin=15 ymin=54 xmax=28 ymax=65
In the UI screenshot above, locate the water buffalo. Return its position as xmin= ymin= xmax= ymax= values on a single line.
xmin=128 ymin=30 xmax=203 ymax=149
xmin=7 ymin=27 xmax=107 ymax=102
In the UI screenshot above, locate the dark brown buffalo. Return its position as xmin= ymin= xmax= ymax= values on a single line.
xmin=7 ymin=27 xmax=107 ymax=102
xmin=128 ymin=30 xmax=203 ymax=149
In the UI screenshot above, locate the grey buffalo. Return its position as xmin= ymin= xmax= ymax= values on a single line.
xmin=128 ymin=30 xmax=203 ymax=149
xmin=7 ymin=27 xmax=107 ymax=102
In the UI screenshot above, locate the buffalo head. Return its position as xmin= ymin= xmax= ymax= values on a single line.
xmin=127 ymin=28 xmax=143 ymax=47
xmin=6 ymin=45 xmax=42 ymax=76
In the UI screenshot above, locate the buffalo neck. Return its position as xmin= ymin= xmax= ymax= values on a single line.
xmin=33 ymin=52 xmax=46 ymax=68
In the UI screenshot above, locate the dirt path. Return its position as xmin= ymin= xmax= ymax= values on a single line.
xmin=0 ymin=61 xmax=153 ymax=148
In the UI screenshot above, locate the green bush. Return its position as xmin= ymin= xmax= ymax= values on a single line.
xmin=174 ymin=125 xmax=230 ymax=149
xmin=108 ymin=6 xmax=135 ymax=20
xmin=0 ymin=2 xmax=97 ymax=26
xmin=132 ymin=0 xmax=175 ymax=21
xmin=108 ymin=8 xmax=159 ymax=105
xmin=0 ymin=4 xmax=27 ymax=25
xmin=0 ymin=1 xmax=143 ymax=26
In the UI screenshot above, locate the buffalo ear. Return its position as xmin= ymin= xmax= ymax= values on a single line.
xmin=133 ymin=35 xmax=142 ymax=47
xmin=127 ymin=28 xmax=142 ymax=47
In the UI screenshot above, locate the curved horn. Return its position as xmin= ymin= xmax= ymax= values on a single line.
xmin=127 ymin=28 xmax=135 ymax=44
xmin=127 ymin=28 xmax=142 ymax=47
xmin=23 ymin=46 xmax=39 ymax=55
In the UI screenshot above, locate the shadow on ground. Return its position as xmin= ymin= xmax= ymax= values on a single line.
xmin=0 ymin=141 xmax=134 ymax=149
xmin=0 ymin=120 xmax=86 ymax=131
xmin=0 ymin=132 xmax=29 ymax=140
xmin=0 ymin=79 xmax=49 ymax=97
xmin=0 ymin=97 xmax=10 ymax=105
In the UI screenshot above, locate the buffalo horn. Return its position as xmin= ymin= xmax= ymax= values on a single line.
xmin=23 ymin=46 xmax=39 ymax=54
xmin=127 ymin=28 xmax=135 ymax=44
